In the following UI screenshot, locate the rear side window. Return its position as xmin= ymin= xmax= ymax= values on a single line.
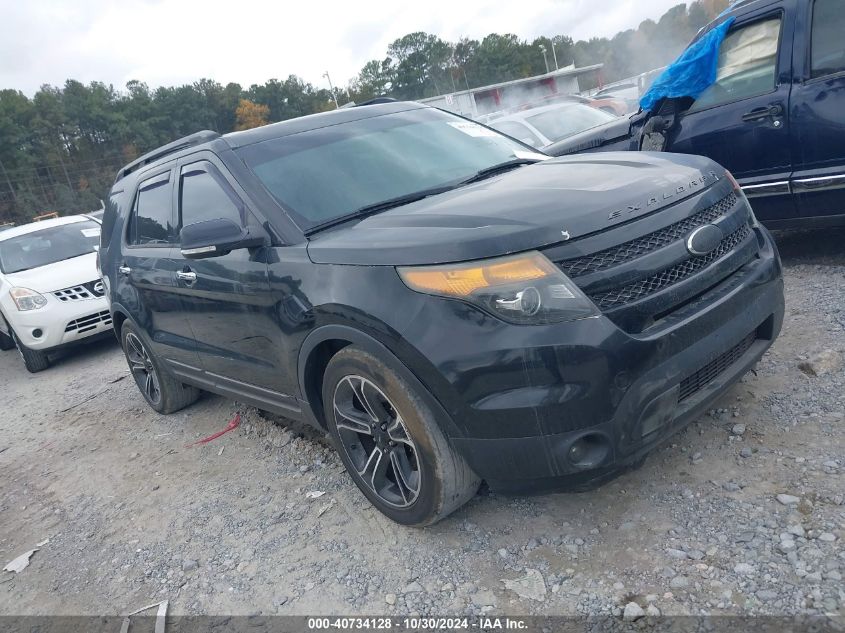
xmin=690 ymin=16 xmax=782 ymax=111
xmin=129 ymin=172 xmax=174 ymax=245
xmin=811 ymin=0 xmax=845 ymax=78
xmin=179 ymin=163 xmax=244 ymax=232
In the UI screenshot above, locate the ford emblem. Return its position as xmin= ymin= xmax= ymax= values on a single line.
xmin=686 ymin=224 xmax=724 ymax=256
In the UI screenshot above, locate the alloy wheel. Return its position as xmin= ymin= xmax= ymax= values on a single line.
xmin=125 ymin=332 xmax=162 ymax=405
xmin=332 ymin=375 xmax=421 ymax=508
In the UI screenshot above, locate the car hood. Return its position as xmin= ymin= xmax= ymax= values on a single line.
xmin=2 ymin=252 xmax=99 ymax=293
xmin=544 ymin=112 xmax=645 ymax=156
xmin=307 ymin=152 xmax=726 ymax=266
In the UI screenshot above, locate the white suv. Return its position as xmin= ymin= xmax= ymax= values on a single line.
xmin=0 ymin=215 xmax=112 ymax=372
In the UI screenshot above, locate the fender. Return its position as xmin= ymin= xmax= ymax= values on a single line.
xmin=296 ymin=324 xmax=465 ymax=440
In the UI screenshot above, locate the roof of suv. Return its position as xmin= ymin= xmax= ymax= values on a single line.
xmin=114 ymin=101 xmax=427 ymax=184
xmin=221 ymin=101 xmax=426 ymax=148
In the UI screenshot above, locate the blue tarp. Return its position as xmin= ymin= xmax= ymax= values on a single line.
xmin=639 ymin=17 xmax=736 ymax=112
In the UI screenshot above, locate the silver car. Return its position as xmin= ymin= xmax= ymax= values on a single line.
xmin=488 ymin=102 xmax=616 ymax=150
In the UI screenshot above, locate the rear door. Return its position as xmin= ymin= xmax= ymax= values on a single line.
xmin=170 ymin=154 xmax=296 ymax=412
xmin=788 ymin=0 xmax=845 ymax=223
xmin=120 ymin=168 xmax=201 ymax=369
xmin=668 ymin=2 xmax=797 ymax=223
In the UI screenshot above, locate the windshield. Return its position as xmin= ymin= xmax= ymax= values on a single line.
xmin=236 ymin=107 xmax=537 ymax=230
xmin=0 ymin=220 xmax=101 ymax=274
xmin=525 ymin=105 xmax=616 ymax=143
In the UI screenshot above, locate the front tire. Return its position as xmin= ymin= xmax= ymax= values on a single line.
xmin=12 ymin=330 xmax=50 ymax=373
xmin=322 ymin=346 xmax=479 ymax=527
xmin=120 ymin=320 xmax=200 ymax=414
xmin=0 ymin=316 xmax=15 ymax=351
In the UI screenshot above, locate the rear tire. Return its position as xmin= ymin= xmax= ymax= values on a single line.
xmin=120 ymin=320 xmax=200 ymax=414
xmin=12 ymin=330 xmax=50 ymax=373
xmin=322 ymin=346 xmax=479 ymax=527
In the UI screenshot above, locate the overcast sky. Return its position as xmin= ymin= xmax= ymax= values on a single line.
xmin=0 ymin=0 xmax=685 ymax=96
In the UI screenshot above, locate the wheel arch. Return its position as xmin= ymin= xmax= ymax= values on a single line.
xmin=297 ymin=325 xmax=463 ymax=439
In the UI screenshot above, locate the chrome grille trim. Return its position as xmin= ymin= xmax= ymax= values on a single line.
xmin=559 ymin=192 xmax=737 ymax=278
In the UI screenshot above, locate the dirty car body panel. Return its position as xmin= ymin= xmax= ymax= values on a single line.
xmin=101 ymin=101 xmax=784 ymax=498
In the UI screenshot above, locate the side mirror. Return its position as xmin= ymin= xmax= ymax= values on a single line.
xmin=180 ymin=218 xmax=265 ymax=259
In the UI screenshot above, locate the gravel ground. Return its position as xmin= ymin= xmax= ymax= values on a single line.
xmin=0 ymin=229 xmax=842 ymax=618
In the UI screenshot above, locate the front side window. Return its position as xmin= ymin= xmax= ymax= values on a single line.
xmin=179 ymin=164 xmax=243 ymax=232
xmin=691 ymin=16 xmax=782 ymax=111
xmin=129 ymin=172 xmax=174 ymax=245
xmin=811 ymin=0 xmax=845 ymax=78
xmin=236 ymin=107 xmax=537 ymax=230
xmin=0 ymin=220 xmax=101 ymax=274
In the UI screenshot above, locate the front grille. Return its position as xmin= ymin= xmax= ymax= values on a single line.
xmin=679 ymin=331 xmax=757 ymax=401
xmin=65 ymin=310 xmax=112 ymax=334
xmin=53 ymin=280 xmax=105 ymax=302
xmin=559 ymin=193 xmax=737 ymax=278
xmin=588 ymin=224 xmax=750 ymax=310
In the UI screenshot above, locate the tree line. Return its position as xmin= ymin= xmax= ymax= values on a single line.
xmin=0 ymin=0 xmax=727 ymax=223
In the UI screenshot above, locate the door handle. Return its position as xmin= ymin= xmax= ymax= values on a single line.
xmin=177 ymin=271 xmax=197 ymax=282
xmin=118 ymin=265 xmax=131 ymax=275
xmin=741 ymin=103 xmax=783 ymax=122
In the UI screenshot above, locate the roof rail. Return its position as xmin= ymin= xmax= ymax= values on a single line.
xmin=114 ymin=130 xmax=220 ymax=183
xmin=355 ymin=97 xmax=398 ymax=106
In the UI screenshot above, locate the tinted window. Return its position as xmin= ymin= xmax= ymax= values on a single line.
xmin=811 ymin=0 xmax=845 ymax=78
xmin=180 ymin=165 xmax=243 ymax=231
xmin=0 ymin=220 xmax=100 ymax=274
xmin=493 ymin=121 xmax=543 ymax=147
xmin=236 ymin=107 xmax=537 ymax=229
xmin=129 ymin=173 xmax=174 ymax=245
xmin=691 ymin=17 xmax=781 ymax=111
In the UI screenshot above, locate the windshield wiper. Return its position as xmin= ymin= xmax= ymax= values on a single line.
xmin=458 ymin=157 xmax=543 ymax=185
xmin=304 ymin=184 xmax=457 ymax=236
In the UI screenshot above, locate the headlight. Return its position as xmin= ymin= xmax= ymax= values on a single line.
xmin=397 ymin=251 xmax=599 ymax=325
xmin=725 ymin=170 xmax=759 ymax=228
xmin=10 ymin=287 xmax=48 ymax=311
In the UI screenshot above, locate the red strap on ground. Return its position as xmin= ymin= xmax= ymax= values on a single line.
xmin=185 ymin=413 xmax=240 ymax=448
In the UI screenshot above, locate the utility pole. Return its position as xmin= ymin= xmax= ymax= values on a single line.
xmin=0 ymin=158 xmax=16 ymax=203
xmin=539 ymin=45 xmax=550 ymax=74
xmin=323 ymin=71 xmax=340 ymax=109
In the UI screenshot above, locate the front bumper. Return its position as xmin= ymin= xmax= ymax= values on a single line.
xmin=1 ymin=294 xmax=112 ymax=351
xmin=401 ymin=228 xmax=784 ymax=492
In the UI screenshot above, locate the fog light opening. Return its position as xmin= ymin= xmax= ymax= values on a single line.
xmin=567 ymin=433 xmax=610 ymax=468
xmin=32 ymin=328 xmax=43 ymax=339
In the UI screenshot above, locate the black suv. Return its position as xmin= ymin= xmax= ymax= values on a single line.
xmin=100 ymin=102 xmax=784 ymax=526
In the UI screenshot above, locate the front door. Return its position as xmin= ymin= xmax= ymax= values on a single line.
xmin=788 ymin=0 xmax=845 ymax=223
xmin=668 ymin=4 xmax=796 ymax=223
xmin=171 ymin=157 xmax=297 ymax=413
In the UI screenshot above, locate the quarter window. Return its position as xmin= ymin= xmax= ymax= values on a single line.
xmin=179 ymin=164 xmax=243 ymax=232
xmin=811 ymin=0 xmax=845 ymax=78
xmin=129 ymin=172 xmax=174 ymax=245
xmin=690 ymin=17 xmax=782 ymax=111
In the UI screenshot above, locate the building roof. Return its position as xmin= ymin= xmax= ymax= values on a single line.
xmin=419 ymin=64 xmax=604 ymax=102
